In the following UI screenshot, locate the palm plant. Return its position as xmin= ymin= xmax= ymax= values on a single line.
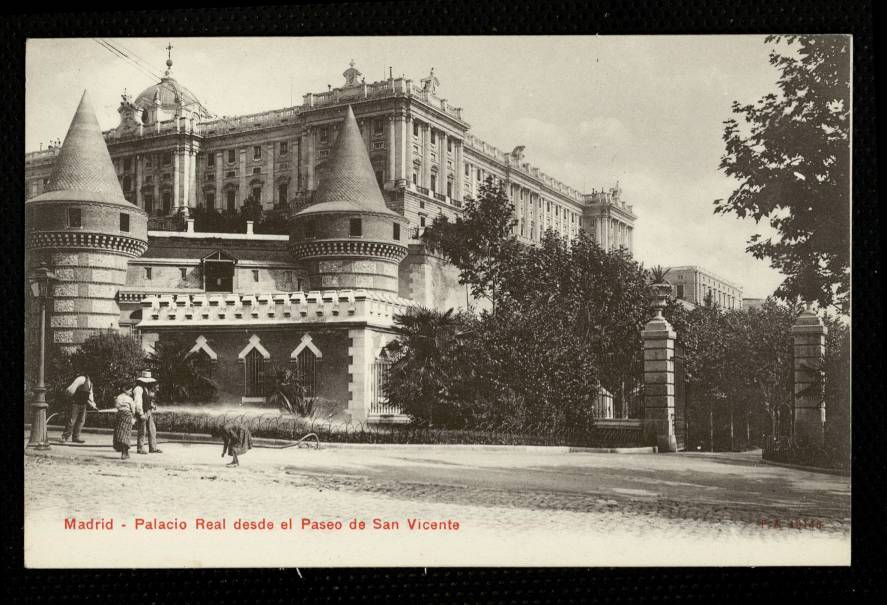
xmin=384 ymin=307 xmax=469 ymax=427
xmin=148 ymin=338 xmax=218 ymax=404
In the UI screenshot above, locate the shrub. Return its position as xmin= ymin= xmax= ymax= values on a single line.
xmin=68 ymin=331 xmax=147 ymax=408
xmin=148 ymin=337 xmax=218 ymax=404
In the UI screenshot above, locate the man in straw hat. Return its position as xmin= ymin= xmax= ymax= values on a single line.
xmin=133 ymin=370 xmax=162 ymax=454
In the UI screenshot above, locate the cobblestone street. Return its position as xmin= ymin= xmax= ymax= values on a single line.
xmin=25 ymin=429 xmax=851 ymax=567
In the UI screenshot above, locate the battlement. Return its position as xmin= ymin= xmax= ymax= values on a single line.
xmin=137 ymin=289 xmax=412 ymax=329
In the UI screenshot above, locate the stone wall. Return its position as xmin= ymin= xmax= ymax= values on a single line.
xmin=144 ymin=326 xmax=350 ymax=415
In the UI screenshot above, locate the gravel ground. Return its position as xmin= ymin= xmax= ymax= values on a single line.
xmin=24 ymin=428 xmax=851 ymax=567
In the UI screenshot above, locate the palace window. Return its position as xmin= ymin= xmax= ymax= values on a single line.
xmin=465 ymin=163 xmax=470 ymax=176
xmin=119 ymin=213 xmax=130 ymax=232
xmin=446 ymin=180 xmax=453 ymax=197
xmin=412 ymin=173 xmax=417 ymax=185
xmin=123 ymin=157 xmax=132 ymax=171
xmin=349 ymin=218 xmax=362 ymax=237
xmin=419 ymin=216 xmax=426 ymax=228
xmin=393 ymin=222 xmax=400 ymax=241
xmin=162 ymin=192 xmax=172 ymax=215
xmin=206 ymin=192 xmax=215 ymax=210
xmin=253 ymin=167 xmax=261 ymax=175
xmin=227 ymin=190 xmax=236 ymax=212
xmin=280 ymin=141 xmax=288 ymax=155
xmin=430 ymin=174 xmax=437 ymax=192
xmin=227 ymin=149 xmax=236 ymax=164
xmin=162 ymin=152 xmax=172 ymax=166
xmin=67 ymin=208 xmax=81 ymax=228
xmin=291 ymin=335 xmax=322 ymax=399
xmin=252 ymin=186 xmax=262 ymax=201
xmin=278 ymin=183 xmax=288 ymax=205
xmin=122 ymin=176 xmax=132 ymax=191
xmin=180 ymin=267 xmax=188 ymax=279
xmin=319 ymin=127 xmax=329 ymax=144
xmin=447 ymin=138 xmax=453 ymax=153
xmin=144 ymin=195 xmax=154 ymax=215
xmin=413 ymin=122 xmax=420 ymax=137
xmin=253 ymin=146 xmax=262 ymax=160
xmin=373 ymin=118 xmax=384 ymax=135
xmin=430 ymin=131 xmax=436 ymax=146
xmin=145 ymin=156 xmax=153 ymax=168
xmin=145 ymin=267 xmax=152 ymax=280
xmin=207 ymin=152 xmax=216 ymax=167
xmin=252 ymin=270 xmax=260 ymax=283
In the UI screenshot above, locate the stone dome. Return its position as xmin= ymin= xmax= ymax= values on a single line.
xmin=134 ymin=76 xmax=211 ymax=118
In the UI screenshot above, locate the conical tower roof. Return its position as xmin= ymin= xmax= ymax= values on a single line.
xmin=297 ymin=105 xmax=399 ymax=217
xmin=29 ymin=91 xmax=134 ymax=207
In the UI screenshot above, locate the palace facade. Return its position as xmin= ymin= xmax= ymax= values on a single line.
xmin=27 ymin=57 xmax=636 ymax=251
xmin=26 ymin=55 xmax=636 ymax=422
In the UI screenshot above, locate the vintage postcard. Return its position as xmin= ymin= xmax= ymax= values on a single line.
xmin=24 ymin=35 xmax=851 ymax=568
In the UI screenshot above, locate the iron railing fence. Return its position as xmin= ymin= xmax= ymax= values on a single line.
xmin=77 ymin=408 xmax=651 ymax=448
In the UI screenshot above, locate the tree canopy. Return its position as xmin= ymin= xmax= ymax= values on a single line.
xmin=717 ymin=35 xmax=850 ymax=313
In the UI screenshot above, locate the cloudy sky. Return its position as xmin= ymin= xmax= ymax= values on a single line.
xmin=26 ymin=36 xmax=786 ymax=297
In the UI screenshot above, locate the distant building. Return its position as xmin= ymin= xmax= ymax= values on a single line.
xmin=665 ymin=266 xmax=743 ymax=310
xmin=742 ymin=298 xmax=765 ymax=310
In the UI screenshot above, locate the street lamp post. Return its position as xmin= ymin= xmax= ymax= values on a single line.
xmin=28 ymin=262 xmax=57 ymax=449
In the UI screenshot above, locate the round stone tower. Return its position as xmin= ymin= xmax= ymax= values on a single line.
xmin=290 ymin=105 xmax=409 ymax=293
xmin=26 ymin=91 xmax=148 ymax=352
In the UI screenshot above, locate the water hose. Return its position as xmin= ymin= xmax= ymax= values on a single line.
xmin=41 ymin=410 xmax=322 ymax=450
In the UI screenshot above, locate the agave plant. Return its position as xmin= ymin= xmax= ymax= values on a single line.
xmin=264 ymin=364 xmax=315 ymax=418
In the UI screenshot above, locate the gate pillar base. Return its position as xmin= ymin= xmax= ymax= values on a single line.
xmin=642 ymin=315 xmax=677 ymax=453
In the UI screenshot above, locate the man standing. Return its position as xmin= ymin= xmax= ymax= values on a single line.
xmin=60 ymin=373 xmax=97 ymax=443
xmin=133 ymin=370 xmax=162 ymax=454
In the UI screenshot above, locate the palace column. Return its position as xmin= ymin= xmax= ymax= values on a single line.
xmin=238 ymin=147 xmax=247 ymax=206
xmin=439 ymin=133 xmax=448 ymax=196
xmin=422 ymin=123 xmax=431 ymax=189
xmin=386 ymin=114 xmax=396 ymax=188
xmin=454 ymin=139 xmax=463 ymax=203
xmin=306 ymin=127 xmax=316 ymax=191
xmin=135 ymin=154 xmax=143 ymax=208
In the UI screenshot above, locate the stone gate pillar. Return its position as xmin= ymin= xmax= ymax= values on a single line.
xmin=791 ymin=306 xmax=827 ymax=447
xmin=643 ymin=283 xmax=677 ymax=452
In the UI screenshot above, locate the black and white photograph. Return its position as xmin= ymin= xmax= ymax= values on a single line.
xmin=23 ymin=34 xmax=851 ymax=568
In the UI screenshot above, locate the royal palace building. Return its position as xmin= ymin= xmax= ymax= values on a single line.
xmin=26 ymin=54 xmax=636 ymax=421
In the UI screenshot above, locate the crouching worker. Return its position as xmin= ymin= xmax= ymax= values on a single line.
xmin=218 ymin=422 xmax=253 ymax=467
xmin=112 ymin=384 xmax=137 ymax=460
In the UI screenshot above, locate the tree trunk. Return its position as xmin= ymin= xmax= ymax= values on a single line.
xmin=729 ymin=403 xmax=735 ymax=452
xmin=709 ymin=400 xmax=714 ymax=452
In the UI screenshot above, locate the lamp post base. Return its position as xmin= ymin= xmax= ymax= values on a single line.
xmin=27 ymin=388 xmax=51 ymax=450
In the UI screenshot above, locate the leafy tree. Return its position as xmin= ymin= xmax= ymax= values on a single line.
xmin=147 ymin=337 xmax=218 ymax=404
xmin=69 ymin=331 xmax=147 ymax=407
xmin=422 ymin=177 xmax=517 ymax=309
xmin=717 ymin=35 xmax=850 ymax=313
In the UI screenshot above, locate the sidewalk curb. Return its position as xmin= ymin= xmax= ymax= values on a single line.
xmin=759 ymin=458 xmax=851 ymax=477
xmin=30 ymin=424 xmax=657 ymax=454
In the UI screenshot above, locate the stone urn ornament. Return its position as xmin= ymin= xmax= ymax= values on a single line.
xmin=649 ymin=265 xmax=672 ymax=319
